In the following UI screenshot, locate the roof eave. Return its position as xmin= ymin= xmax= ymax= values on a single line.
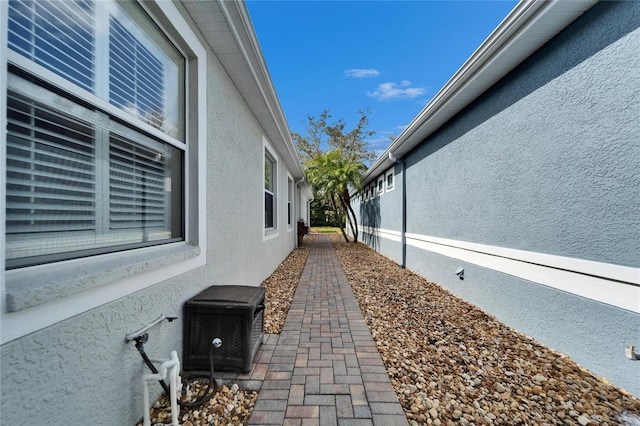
xmin=362 ymin=0 xmax=598 ymax=186
xmin=181 ymin=0 xmax=305 ymax=179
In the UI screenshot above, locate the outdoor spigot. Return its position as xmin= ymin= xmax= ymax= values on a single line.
xmin=134 ymin=333 xmax=149 ymax=353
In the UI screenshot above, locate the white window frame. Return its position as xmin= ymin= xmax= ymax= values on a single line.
xmin=287 ymin=174 xmax=294 ymax=230
xmin=0 ymin=0 xmax=207 ymax=344
xmin=263 ymin=137 xmax=278 ymax=239
xmin=377 ymin=176 xmax=384 ymax=195
xmin=386 ymin=169 xmax=395 ymax=192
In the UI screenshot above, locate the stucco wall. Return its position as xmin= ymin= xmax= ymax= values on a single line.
xmin=357 ymin=1 xmax=640 ymax=395
xmin=358 ymin=164 xmax=404 ymax=259
xmin=405 ymin=0 xmax=639 ymax=266
xmin=1 ymin=20 xmax=298 ymax=426
xmin=405 ymin=246 xmax=640 ymax=396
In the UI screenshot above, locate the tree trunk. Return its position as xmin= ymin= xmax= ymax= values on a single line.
xmin=330 ymin=194 xmax=349 ymax=242
xmin=340 ymin=195 xmax=358 ymax=243
xmin=343 ymin=195 xmax=359 ymax=243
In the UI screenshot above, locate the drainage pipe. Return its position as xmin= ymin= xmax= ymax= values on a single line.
xmin=135 ymin=333 xmax=219 ymax=409
xmin=389 ymin=152 xmax=407 ymax=268
xmin=142 ymin=351 xmax=180 ymax=426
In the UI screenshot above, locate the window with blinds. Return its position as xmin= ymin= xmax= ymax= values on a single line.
xmin=8 ymin=0 xmax=96 ymax=93
xmin=7 ymin=0 xmax=182 ymax=139
xmin=288 ymin=178 xmax=293 ymax=227
xmin=6 ymin=0 xmax=185 ymax=268
xmin=264 ymin=152 xmax=276 ymax=230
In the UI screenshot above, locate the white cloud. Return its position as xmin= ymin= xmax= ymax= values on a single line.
xmin=367 ymin=80 xmax=425 ymax=101
xmin=344 ymin=68 xmax=380 ymax=78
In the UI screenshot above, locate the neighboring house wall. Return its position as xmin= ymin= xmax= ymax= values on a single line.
xmin=355 ymin=0 xmax=639 ymax=396
xmin=0 ymin=1 xmax=308 ymax=425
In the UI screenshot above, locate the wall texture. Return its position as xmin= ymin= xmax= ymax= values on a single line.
xmin=404 ymin=0 xmax=639 ymax=266
xmin=405 ymin=246 xmax=640 ymax=396
xmin=357 ymin=1 xmax=640 ymax=395
xmin=0 ymin=19 xmax=299 ymax=426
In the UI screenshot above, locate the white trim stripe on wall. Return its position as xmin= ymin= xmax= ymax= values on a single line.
xmin=360 ymin=227 xmax=640 ymax=314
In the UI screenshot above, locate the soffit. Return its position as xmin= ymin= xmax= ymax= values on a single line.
xmin=180 ymin=0 xmax=304 ymax=178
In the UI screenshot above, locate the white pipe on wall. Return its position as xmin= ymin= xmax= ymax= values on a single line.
xmin=142 ymin=351 xmax=181 ymax=426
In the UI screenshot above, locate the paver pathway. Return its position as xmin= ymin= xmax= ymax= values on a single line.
xmin=248 ymin=234 xmax=408 ymax=426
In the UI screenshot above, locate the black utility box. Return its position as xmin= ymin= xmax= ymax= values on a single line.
xmin=183 ymin=285 xmax=265 ymax=372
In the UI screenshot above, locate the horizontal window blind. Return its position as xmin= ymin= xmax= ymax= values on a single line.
xmin=8 ymin=0 xmax=95 ymax=93
xmin=6 ymin=91 xmax=97 ymax=236
xmin=6 ymin=0 xmax=185 ymax=268
xmin=5 ymin=75 xmax=183 ymax=267
xmin=8 ymin=0 xmax=183 ymax=139
xmin=109 ymin=16 xmax=165 ymax=130
xmin=109 ymin=133 xmax=169 ymax=233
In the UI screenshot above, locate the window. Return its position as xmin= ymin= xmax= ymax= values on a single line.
xmin=264 ymin=150 xmax=276 ymax=230
xmin=287 ymin=177 xmax=293 ymax=227
xmin=386 ymin=169 xmax=395 ymax=192
xmin=8 ymin=0 xmax=183 ymax=138
xmin=377 ymin=177 xmax=384 ymax=195
xmin=5 ymin=0 xmax=185 ymax=269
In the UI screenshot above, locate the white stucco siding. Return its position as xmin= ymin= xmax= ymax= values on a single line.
xmin=204 ymin=51 xmax=293 ymax=289
xmin=0 ymin=2 xmax=302 ymax=425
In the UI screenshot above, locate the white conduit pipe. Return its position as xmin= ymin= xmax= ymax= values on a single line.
xmin=142 ymin=351 xmax=181 ymax=426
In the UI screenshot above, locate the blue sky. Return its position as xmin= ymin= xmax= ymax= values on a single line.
xmin=246 ymin=1 xmax=519 ymax=160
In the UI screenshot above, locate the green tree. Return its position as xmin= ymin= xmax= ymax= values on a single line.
xmin=306 ymin=150 xmax=366 ymax=242
xmin=292 ymin=109 xmax=376 ymax=164
xmin=295 ymin=110 xmax=374 ymax=242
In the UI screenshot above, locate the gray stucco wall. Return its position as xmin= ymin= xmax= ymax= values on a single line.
xmin=358 ymin=164 xmax=404 ymax=261
xmin=1 ymin=17 xmax=297 ymax=426
xmin=357 ymin=1 xmax=640 ymax=396
xmin=404 ymin=0 xmax=639 ymax=266
xmin=405 ymin=246 xmax=640 ymax=397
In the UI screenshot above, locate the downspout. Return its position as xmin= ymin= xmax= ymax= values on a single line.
xmin=388 ymin=152 xmax=406 ymax=268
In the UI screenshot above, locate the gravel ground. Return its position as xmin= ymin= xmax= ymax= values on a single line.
xmin=144 ymin=383 xmax=257 ymax=426
xmin=140 ymin=241 xmax=311 ymax=425
xmin=142 ymin=234 xmax=640 ymax=425
xmin=260 ymin=240 xmax=311 ymax=334
xmin=330 ymin=235 xmax=640 ymax=426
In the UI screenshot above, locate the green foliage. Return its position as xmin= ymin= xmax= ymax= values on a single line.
xmin=292 ymin=109 xmax=376 ymax=164
xmin=294 ymin=110 xmax=374 ymax=242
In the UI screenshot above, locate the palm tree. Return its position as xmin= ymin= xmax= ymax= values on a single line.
xmin=306 ymin=150 xmax=366 ymax=243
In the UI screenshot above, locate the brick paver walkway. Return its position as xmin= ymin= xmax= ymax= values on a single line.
xmin=248 ymin=234 xmax=408 ymax=426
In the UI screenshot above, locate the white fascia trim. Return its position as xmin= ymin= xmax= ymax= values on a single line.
xmin=363 ymin=0 xmax=598 ymax=184
xmin=406 ymin=233 xmax=640 ymax=285
xmin=359 ymin=227 xmax=640 ymax=313
xmin=217 ymin=1 xmax=303 ymax=179
xmin=361 ymin=227 xmax=401 ymax=243
xmin=1 ymin=0 xmax=207 ymax=344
